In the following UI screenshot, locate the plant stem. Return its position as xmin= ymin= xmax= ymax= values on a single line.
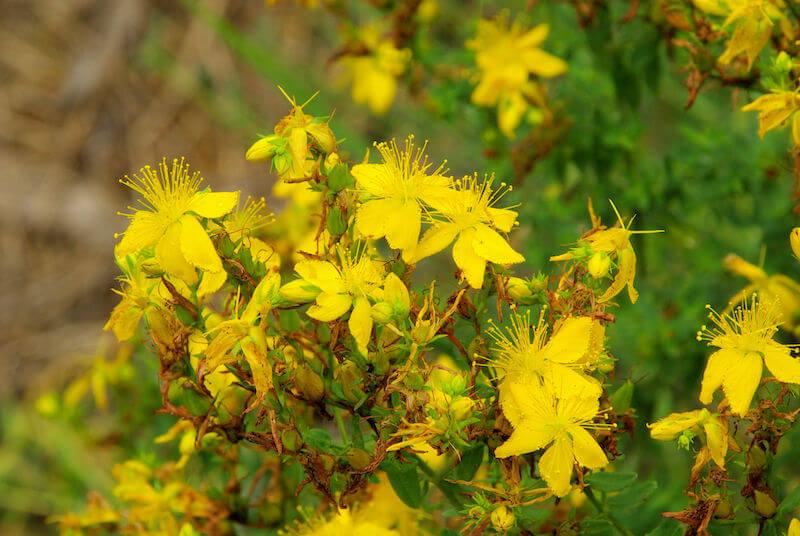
xmin=584 ymin=487 xmax=635 ymax=536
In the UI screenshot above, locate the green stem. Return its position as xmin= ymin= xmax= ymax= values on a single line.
xmin=333 ymin=407 xmax=349 ymax=446
xmin=584 ymin=487 xmax=635 ymax=536
xmin=414 ymin=455 xmax=464 ymax=509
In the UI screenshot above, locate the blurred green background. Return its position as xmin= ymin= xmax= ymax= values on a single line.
xmin=2 ymin=0 xmax=798 ymax=533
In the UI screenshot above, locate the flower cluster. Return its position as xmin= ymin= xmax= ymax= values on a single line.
xmin=54 ymin=95 xmax=664 ymax=534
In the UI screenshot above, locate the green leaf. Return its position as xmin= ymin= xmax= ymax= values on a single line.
xmin=777 ymin=485 xmax=800 ymax=517
xmin=301 ymin=428 xmax=333 ymax=451
xmin=585 ymin=471 xmax=638 ymax=492
xmin=384 ymin=460 xmax=424 ymax=509
xmin=607 ymin=480 xmax=657 ymax=511
xmin=645 ymin=520 xmax=683 ymax=536
xmin=610 ymin=380 xmax=634 ymax=412
xmin=455 ymin=444 xmax=484 ymax=481
xmin=580 ymin=517 xmax=616 ymax=536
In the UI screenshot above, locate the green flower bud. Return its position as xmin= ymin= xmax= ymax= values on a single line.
xmin=326 ymin=206 xmax=347 ymax=236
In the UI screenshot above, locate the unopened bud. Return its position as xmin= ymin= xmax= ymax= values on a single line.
xmin=295 ymin=364 xmax=324 ymax=402
xmin=245 ymin=135 xmax=280 ymax=162
xmin=371 ymin=302 xmax=395 ymax=324
xmin=449 ymin=396 xmax=474 ymax=420
xmin=506 ymin=277 xmax=533 ymax=303
xmin=326 ymin=206 xmax=347 ymax=236
xmin=280 ymin=279 xmax=320 ymax=303
xmin=754 ymin=490 xmax=777 ymax=518
xmin=346 ymin=448 xmax=372 ymax=470
xmin=791 ymin=227 xmax=800 ymax=259
xmin=588 ymin=252 xmax=612 ymax=279
xmin=490 ymin=505 xmax=515 ymax=532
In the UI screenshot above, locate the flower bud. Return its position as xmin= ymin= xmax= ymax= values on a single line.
xmin=245 ymin=135 xmax=280 ymax=161
xmin=449 ymin=396 xmax=474 ymax=420
xmin=326 ymin=206 xmax=347 ymax=236
xmin=346 ymin=448 xmax=372 ymax=470
xmin=714 ymin=499 xmax=733 ymax=519
xmin=371 ymin=302 xmax=395 ymax=324
xmin=280 ymin=280 xmax=320 ymax=303
xmin=506 ymin=277 xmax=533 ymax=303
xmin=490 ymin=505 xmax=515 ymax=532
xmin=754 ymin=490 xmax=777 ymax=518
xmin=791 ymin=227 xmax=800 ymax=259
xmin=307 ymin=122 xmax=337 ymax=154
xmin=588 ymin=252 xmax=612 ymax=279
xmin=327 ymin=163 xmax=354 ymax=192
xmin=280 ymin=429 xmax=302 ymax=451
xmin=295 ymin=364 xmax=324 ymax=402
xmin=324 ymin=152 xmax=340 ymax=172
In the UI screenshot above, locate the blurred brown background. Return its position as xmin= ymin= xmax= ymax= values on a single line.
xmin=0 ymin=0 xmax=326 ymax=396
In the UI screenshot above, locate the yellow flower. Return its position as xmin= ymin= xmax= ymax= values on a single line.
xmin=697 ymin=296 xmax=800 ymax=415
xmin=724 ymin=253 xmax=800 ymax=332
xmin=467 ymin=14 xmax=566 ymax=137
xmin=648 ymin=408 xmax=728 ymax=468
xmin=352 ymin=137 xmax=452 ymax=254
xmin=489 ymin=311 xmax=604 ymax=415
xmin=790 ymin=518 xmax=800 ymax=536
xmin=408 ymin=175 xmax=524 ymax=288
xmin=550 ymin=201 xmax=662 ymax=304
xmin=741 ymin=90 xmax=800 ymax=146
xmin=246 ymin=90 xmax=337 ymax=181
xmin=223 ymin=196 xmax=280 ymax=270
xmin=115 ymin=158 xmax=239 ymax=296
xmin=494 ymin=383 xmax=610 ymax=497
xmin=718 ymin=0 xmax=780 ymax=70
xmin=104 ymin=257 xmax=166 ymax=342
xmin=288 ymin=247 xmax=387 ymax=355
xmin=340 ymin=28 xmax=410 ymax=115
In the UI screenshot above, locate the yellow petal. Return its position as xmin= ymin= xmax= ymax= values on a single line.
xmin=179 ymin=215 xmax=223 ymax=272
xmin=488 ymin=207 xmax=518 ymax=233
xmin=702 ymin=417 xmax=728 ymax=469
xmin=793 ymin=113 xmax=800 ymax=146
xmin=700 ymin=348 xmax=737 ymax=405
xmin=495 ymin=422 xmax=554 ymax=458
xmin=789 ymin=518 xmax=800 ymax=536
xmin=522 ymin=49 xmax=567 ymax=78
xmin=569 ymin=426 xmax=608 ymax=469
xmin=472 ymin=224 xmax=524 ymax=264
xmin=356 ymin=198 xmax=421 ymax=251
xmin=648 ymin=410 xmax=704 ymax=440
xmin=156 ymin=222 xmax=197 ymax=283
xmin=383 ymin=273 xmax=410 ymax=313
xmin=104 ymin=298 xmax=143 ymax=341
xmin=453 ymin=229 xmax=487 ymax=289
xmin=539 ymin=437 xmax=574 ymax=497
xmin=348 ymin=297 xmax=373 ymax=355
xmin=115 ymin=211 xmax=166 ymax=258
xmin=543 ymin=362 xmax=602 ymax=397
xmin=187 ymin=191 xmax=240 ymax=219
xmin=541 ymin=317 xmax=594 ymax=364
xmin=241 ymin=336 xmax=273 ymax=412
xmin=308 ymin=292 xmax=352 ymax=322
xmin=405 ymin=222 xmax=459 ymax=263
xmin=721 ymin=351 xmax=763 ymax=416
xmin=762 ymin=343 xmax=800 ymax=384
xmin=295 ymin=260 xmax=346 ymax=294
xmin=351 ymin=163 xmax=389 ymax=197
xmin=198 ymin=269 xmax=227 ymax=297
xmin=598 ymin=246 xmax=637 ymax=303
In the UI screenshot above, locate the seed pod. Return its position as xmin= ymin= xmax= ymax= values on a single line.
xmin=754 ymin=490 xmax=777 ymax=518
xmin=346 ymin=448 xmax=372 ymax=470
